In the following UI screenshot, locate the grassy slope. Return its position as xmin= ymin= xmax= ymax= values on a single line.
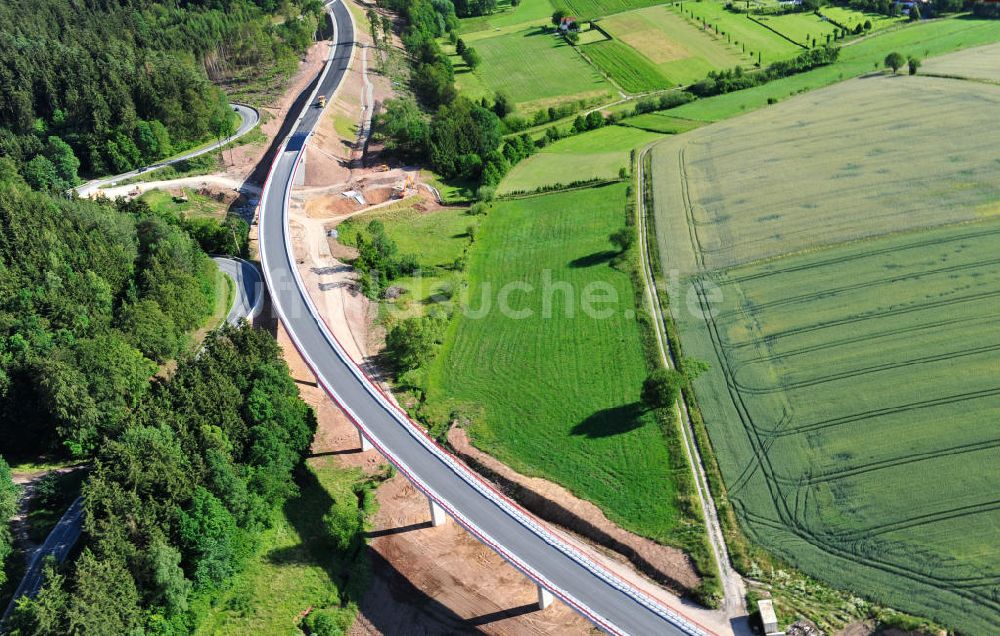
xmin=139 ymin=188 xmax=230 ymax=220
xmin=669 ymin=16 xmax=1000 ymax=121
xmin=195 ymin=460 xmax=371 ymax=635
xmin=620 ymin=113 xmax=705 ymax=134
xmin=449 ymin=26 xmax=614 ymax=109
xmin=500 ymin=125 xmax=660 ymax=193
xmin=425 ymin=185 xmax=687 ymax=541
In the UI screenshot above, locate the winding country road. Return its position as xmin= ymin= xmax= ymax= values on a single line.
xmin=214 ymin=257 xmax=265 ymax=326
xmin=75 ymin=103 xmax=259 ymax=197
xmin=257 ymin=3 xmax=711 ymax=634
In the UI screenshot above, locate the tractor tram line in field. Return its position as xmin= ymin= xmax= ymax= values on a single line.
xmin=645 ymin=71 xmax=1000 ymax=627
xmin=694 ymin=281 xmax=1000 ymax=613
xmin=686 ymin=210 xmax=1000 ymax=629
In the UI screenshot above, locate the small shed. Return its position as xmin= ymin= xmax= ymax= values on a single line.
xmin=758 ymin=599 xmax=779 ymax=635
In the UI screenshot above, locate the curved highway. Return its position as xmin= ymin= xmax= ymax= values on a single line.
xmin=213 ymin=257 xmax=265 ymax=326
xmin=258 ymin=3 xmax=710 ymax=635
xmin=75 ymin=103 xmax=259 ymax=197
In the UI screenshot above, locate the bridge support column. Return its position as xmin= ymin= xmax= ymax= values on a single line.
xmin=357 ymin=426 xmax=372 ymax=452
xmin=537 ymin=585 xmax=553 ymax=610
xmin=428 ymin=498 xmax=447 ymax=527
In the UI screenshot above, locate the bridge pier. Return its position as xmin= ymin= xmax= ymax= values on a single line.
xmin=537 ymin=585 xmax=553 ymax=610
xmin=357 ymin=426 xmax=372 ymax=452
xmin=428 ymin=498 xmax=447 ymax=527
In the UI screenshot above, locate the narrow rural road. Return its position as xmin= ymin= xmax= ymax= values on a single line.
xmin=75 ymin=103 xmax=259 ymax=197
xmin=257 ymin=2 xmax=712 ymax=635
xmin=636 ymin=145 xmax=749 ymax=627
xmin=1 ymin=258 xmax=263 ymax=624
xmin=213 ymin=256 xmax=265 ymax=326
xmin=1 ymin=498 xmax=84 ymax=622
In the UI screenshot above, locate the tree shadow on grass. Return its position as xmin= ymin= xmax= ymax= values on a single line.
xmin=265 ymin=465 xmax=356 ymax=591
xmin=569 ymin=250 xmax=616 ymax=268
xmin=570 ymin=402 xmax=646 ymax=438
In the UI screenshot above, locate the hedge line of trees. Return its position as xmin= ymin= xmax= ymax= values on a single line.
xmin=0 ymin=159 xmax=220 ymax=459
xmin=689 ymin=45 xmax=841 ymax=97
xmin=6 ymin=324 xmax=317 ymax=635
xmin=0 ymin=0 xmax=322 ymax=185
xmin=971 ymin=1 xmax=1000 ymax=17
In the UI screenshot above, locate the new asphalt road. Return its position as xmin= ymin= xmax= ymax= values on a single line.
xmin=257 ymin=3 xmax=709 ymax=635
xmin=213 ymin=256 xmax=265 ymax=326
xmin=75 ymin=103 xmax=259 ymax=197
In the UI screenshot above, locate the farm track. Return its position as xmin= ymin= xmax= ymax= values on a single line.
xmin=637 ymin=146 xmax=747 ymax=621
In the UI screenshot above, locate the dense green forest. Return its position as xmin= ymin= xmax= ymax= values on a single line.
xmin=0 ymin=159 xmax=219 ymax=458
xmin=5 ymin=324 xmax=318 ymax=634
xmin=0 ymin=0 xmax=322 ymax=185
xmin=0 ymin=458 xmax=15 ymax=591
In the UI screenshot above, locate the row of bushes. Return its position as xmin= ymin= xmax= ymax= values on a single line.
xmin=690 ymin=45 xmax=841 ymax=97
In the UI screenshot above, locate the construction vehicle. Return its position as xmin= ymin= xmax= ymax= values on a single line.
xmin=392 ymin=175 xmax=415 ymax=199
xmin=317 ymin=95 xmax=326 ymax=108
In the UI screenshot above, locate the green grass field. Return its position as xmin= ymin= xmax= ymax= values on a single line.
xmin=670 ymin=2 xmax=801 ymax=62
xmin=424 ymin=185 xmax=688 ymax=541
xmin=653 ymin=56 xmax=1000 ymax=632
xmin=621 ymin=112 xmax=705 ymax=134
xmin=922 ymin=40 xmax=1000 ymax=82
xmin=499 ymin=125 xmax=660 ymax=193
xmin=448 ymin=26 xmax=614 ymax=110
xmin=600 ymin=6 xmax=750 ymax=86
xmin=195 ymin=460 xmax=372 ymax=635
xmin=337 ymin=203 xmax=476 ymax=318
xmin=651 ymin=74 xmax=1000 ymax=273
xmin=551 ymin=0 xmax=663 ymax=20
xmin=751 ymin=12 xmax=838 ymax=48
xmin=459 ymin=0 xmax=554 ymax=33
xmin=819 ymin=6 xmax=905 ymax=33
xmin=139 ymin=188 xmax=230 ymax=220
xmin=668 ymin=16 xmax=1000 ymax=122
xmin=583 ymin=39 xmax=671 ymax=92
